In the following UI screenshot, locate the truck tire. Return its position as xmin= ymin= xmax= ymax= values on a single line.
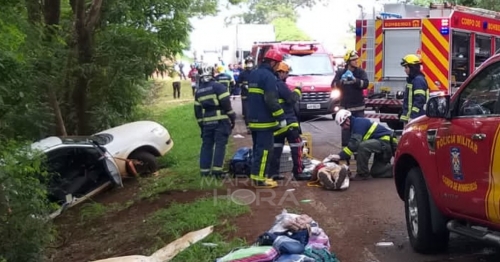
xmin=404 ymin=167 xmax=449 ymax=254
xmin=127 ymin=151 xmax=158 ymax=176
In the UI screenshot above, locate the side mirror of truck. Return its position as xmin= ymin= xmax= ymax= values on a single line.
xmin=426 ymin=95 xmax=451 ymax=119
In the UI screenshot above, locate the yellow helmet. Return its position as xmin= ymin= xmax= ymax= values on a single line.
xmin=216 ymin=65 xmax=225 ymax=73
xmin=401 ymin=54 xmax=421 ymax=66
xmin=276 ymin=62 xmax=290 ymax=72
xmin=344 ymin=50 xmax=359 ymax=62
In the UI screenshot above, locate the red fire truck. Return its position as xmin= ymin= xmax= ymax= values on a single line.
xmin=251 ymin=41 xmax=340 ymax=118
xmin=356 ymin=3 xmax=500 ymax=129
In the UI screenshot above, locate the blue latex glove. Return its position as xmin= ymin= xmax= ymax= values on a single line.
xmin=341 ymin=70 xmax=353 ymax=80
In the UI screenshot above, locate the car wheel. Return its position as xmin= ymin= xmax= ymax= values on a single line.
xmin=127 ymin=151 xmax=158 ymax=176
xmin=405 ymin=167 xmax=449 ymax=254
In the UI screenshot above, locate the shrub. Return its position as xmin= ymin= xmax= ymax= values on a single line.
xmin=0 ymin=141 xmax=55 ymax=262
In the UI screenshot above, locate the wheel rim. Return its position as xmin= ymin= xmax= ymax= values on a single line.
xmin=134 ymin=160 xmax=152 ymax=175
xmin=408 ymin=185 xmax=419 ymax=238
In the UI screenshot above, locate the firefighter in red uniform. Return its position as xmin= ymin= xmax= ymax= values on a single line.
xmin=400 ymin=54 xmax=429 ymax=125
xmin=268 ymin=62 xmax=308 ymax=181
xmin=327 ymin=109 xmax=396 ymax=180
xmin=247 ymin=49 xmax=287 ymax=188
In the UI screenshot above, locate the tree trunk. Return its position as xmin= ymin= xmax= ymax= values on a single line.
xmin=26 ymin=0 xmax=68 ymax=136
xmin=71 ymin=0 xmax=103 ymax=135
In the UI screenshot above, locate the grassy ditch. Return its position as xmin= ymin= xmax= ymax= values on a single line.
xmin=47 ymin=78 xmax=250 ymax=262
xmin=139 ymin=79 xmax=233 ymax=197
xmin=137 ymin=79 xmax=249 ymax=260
xmin=148 ymin=198 xmax=249 ymax=262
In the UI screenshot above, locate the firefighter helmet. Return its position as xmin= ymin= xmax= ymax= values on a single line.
xmin=276 ymin=62 xmax=290 ymax=72
xmin=244 ymin=56 xmax=254 ymax=63
xmin=335 ymin=109 xmax=352 ymax=125
xmin=401 ymin=54 xmax=421 ymax=66
xmin=343 ymin=50 xmax=359 ymax=62
xmin=264 ymin=49 xmax=284 ymax=62
xmin=198 ymin=66 xmax=213 ymax=76
xmin=216 ymin=65 xmax=225 ymax=73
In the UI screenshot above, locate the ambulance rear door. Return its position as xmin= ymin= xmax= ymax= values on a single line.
xmin=383 ymin=27 xmax=421 ymax=81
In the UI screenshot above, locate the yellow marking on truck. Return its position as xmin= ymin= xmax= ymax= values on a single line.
xmin=486 ymin=124 xmax=500 ymax=223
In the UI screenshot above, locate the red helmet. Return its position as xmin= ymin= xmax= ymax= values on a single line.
xmin=264 ymin=49 xmax=283 ymax=62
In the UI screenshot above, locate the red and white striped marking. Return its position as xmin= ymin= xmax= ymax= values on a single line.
xmin=365 ymin=113 xmax=399 ymax=120
xmin=365 ymin=98 xmax=403 ymax=106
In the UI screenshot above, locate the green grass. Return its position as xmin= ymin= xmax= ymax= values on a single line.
xmin=147 ymin=198 xmax=249 ymax=262
xmin=138 ymin=79 xmax=237 ymax=198
xmin=132 ymin=79 xmax=250 ymax=261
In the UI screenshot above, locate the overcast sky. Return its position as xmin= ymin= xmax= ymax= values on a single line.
xmin=188 ymin=0 xmax=386 ymax=55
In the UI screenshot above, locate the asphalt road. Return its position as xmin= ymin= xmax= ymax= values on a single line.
xmin=231 ymin=96 xmax=500 ymax=262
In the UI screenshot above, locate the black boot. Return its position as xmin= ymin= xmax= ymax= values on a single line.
xmin=293 ymin=172 xmax=311 ymax=181
xmin=270 ymin=174 xmax=285 ymax=181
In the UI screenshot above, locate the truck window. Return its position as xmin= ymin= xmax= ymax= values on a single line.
xmin=284 ymin=54 xmax=334 ymax=76
xmin=455 ymin=61 xmax=500 ymax=117
xmin=496 ymin=37 xmax=500 ymax=54
xmin=475 ymin=34 xmax=491 ymax=70
xmin=451 ymin=31 xmax=470 ymax=84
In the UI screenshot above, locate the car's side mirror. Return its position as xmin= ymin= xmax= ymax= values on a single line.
xmin=426 ymin=95 xmax=451 ymax=119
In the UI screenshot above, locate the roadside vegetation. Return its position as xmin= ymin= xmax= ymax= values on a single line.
xmin=1 ymin=0 xmax=249 ymax=261
xmin=44 ymin=79 xmax=250 ymax=261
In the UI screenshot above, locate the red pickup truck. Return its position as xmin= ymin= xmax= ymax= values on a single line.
xmin=393 ymin=53 xmax=500 ymax=254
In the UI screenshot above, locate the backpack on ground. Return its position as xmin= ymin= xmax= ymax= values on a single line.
xmin=229 ymin=147 xmax=252 ymax=177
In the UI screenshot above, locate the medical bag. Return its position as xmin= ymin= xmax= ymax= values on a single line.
xmin=229 ymin=147 xmax=252 ymax=177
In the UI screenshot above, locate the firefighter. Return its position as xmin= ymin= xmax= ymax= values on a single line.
xmin=400 ymin=54 xmax=429 ymax=125
xmin=331 ymin=50 xmax=369 ymax=148
xmin=326 ymin=109 xmax=396 ymax=180
xmin=214 ymin=65 xmax=234 ymax=95
xmin=237 ymin=56 xmax=254 ymax=134
xmin=268 ymin=62 xmax=309 ymax=181
xmin=194 ymin=66 xmax=236 ymax=178
xmin=247 ymin=49 xmax=287 ymax=188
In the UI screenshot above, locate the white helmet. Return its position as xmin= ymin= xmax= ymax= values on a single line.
xmin=335 ymin=109 xmax=352 ymax=125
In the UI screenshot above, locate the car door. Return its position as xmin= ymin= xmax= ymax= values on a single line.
xmin=96 ymin=146 xmax=123 ymax=187
xmin=102 ymin=155 xmax=122 ymax=186
xmin=435 ymin=61 xmax=500 ymax=221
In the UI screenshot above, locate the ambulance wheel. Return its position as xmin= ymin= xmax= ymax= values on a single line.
xmin=404 ymin=167 xmax=449 ymax=254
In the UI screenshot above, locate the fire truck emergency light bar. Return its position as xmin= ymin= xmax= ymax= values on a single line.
xmin=253 ymin=41 xmax=320 ymax=45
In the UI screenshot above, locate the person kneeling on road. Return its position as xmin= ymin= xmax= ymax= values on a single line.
xmin=326 ymin=109 xmax=397 ymax=181
xmin=194 ymin=66 xmax=236 ymax=179
xmin=268 ymin=62 xmax=309 ymax=181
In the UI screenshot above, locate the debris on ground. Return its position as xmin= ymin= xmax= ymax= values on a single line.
xmin=375 ymin=241 xmax=394 ymax=247
xmin=90 ymin=226 xmax=213 ymax=262
xmin=216 ymin=210 xmax=340 ymax=262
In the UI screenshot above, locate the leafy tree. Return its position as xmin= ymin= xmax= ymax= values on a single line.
xmin=272 ymin=17 xmax=311 ymax=41
xmin=227 ymin=0 xmax=326 ymax=24
xmin=0 ymin=0 xmax=242 ymax=259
